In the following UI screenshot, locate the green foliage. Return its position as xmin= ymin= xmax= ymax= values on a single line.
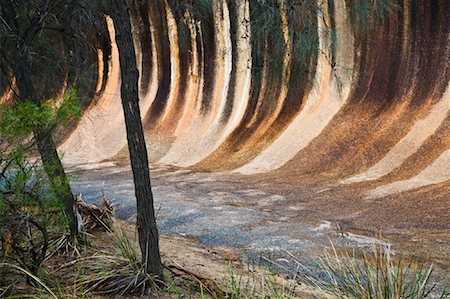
xmin=0 ymin=90 xmax=80 ymax=219
xmin=0 ymin=89 xmax=81 ymax=282
xmin=0 ymin=89 xmax=81 ymax=143
xmin=0 ymin=154 xmax=58 ymax=213
xmin=76 ymin=229 xmax=157 ymax=296
xmin=305 ymin=244 xmax=448 ymax=299
xmin=346 ymin=0 xmax=397 ymax=32
xmin=167 ymin=0 xmax=396 ymax=102
xmin=0 ymin=145 xmax=72 ymax=295
xmin=0 ymin=263 xmax=59 ymax=299
xmin=54 ymin=89 xmax=82 ymax=127
xmin=115 ymin=228 xmax=139 ymax=270
xmin=0 ymin=0 xmax=101 ymax=100
xmin=0 ymin=196 xmax=5 ymax=213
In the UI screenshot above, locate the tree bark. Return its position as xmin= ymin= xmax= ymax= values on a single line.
xmin=15 ymin=47 xmax=79 ymax=236
xmin=106 ymin=0 xmax=164 ymax=280
xmin=34 ymin=128 xmax=79 ymax=235
xmin=6 ymin=0 xmax=79 ymax=236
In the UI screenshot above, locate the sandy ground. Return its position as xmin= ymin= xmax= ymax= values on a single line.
xmin=112 ymin=219 xmax=328 ymax=298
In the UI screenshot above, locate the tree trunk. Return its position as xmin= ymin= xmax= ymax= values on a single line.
xmin=12 ymin=27 xmax=79 ymax=236
xmin=34 ymin=128 xmax=79 ymax=235
xmin=106 ymin=0 xmax=164 ymax=280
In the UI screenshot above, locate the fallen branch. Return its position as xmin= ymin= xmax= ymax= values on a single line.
xmin=75 ymin=194 xmax=113 ymax=232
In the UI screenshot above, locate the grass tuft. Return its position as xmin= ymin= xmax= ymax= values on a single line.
xmin=0 ymin=262 xmax=58 ymax=299
xmin=221 ymin=262 xmax=297 ymax=299
xmin=74 ymin=228 xmax=156 ymax=297
xmin=302 ymin=243 xmax=448 ymax=299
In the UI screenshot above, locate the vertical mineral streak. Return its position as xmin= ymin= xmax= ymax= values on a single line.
xmin=159 ymin=0 xmax=235 ymax=166
xmin=237 ymin=0 xmax=354 ymax=174
xmin=50 ymin=0 xmax=450 ymax=197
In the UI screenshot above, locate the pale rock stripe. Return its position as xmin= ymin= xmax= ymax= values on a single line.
xmin=160 ymin=0 xmax=238 ymax=166
xmin=230 ymin=0 xmax=252 ymax=127
xmin=366 ymin=147 xmax=450 ymax=199
xmin=211 ymin=0 xmax=233 ymax=126
xmin=236 ymin=0 xmax=354 ymax=174
xmin=344 ymin=82 xmax=450 ymax=184
xmin=172 ymin=0 xmax=251 ymax=166
xmin=95 ymin=49 xmax=104 ymax=93
xmin=247 ymin=0 xmax=291 ymax=132
xmin=172 ymin=11 xmax=201 ymax=138
xmin=60 ymin=17 xmax=158 ymax=164
xmin=159 ymin=3 xmax=180 ymax=122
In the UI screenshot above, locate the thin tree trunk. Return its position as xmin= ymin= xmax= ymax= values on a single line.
xmin=106 ymin=0 xmax=164 ymax=280
xmin=7 ymin=0 xmax=79 ymax=235
xmin=34 ymin=128 xmax=78 ymax=235
xmin=15 ymin=52 xmax=79 ymax=236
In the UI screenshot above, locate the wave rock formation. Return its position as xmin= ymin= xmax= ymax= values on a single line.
xmin=60 ymin=0 xmax=450 ymax=200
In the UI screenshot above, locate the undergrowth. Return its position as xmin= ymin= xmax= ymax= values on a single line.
xmin=289 ymin=243 xmax=449 ymax=299
xmin=1 ymin=224 xmax=448 ymax=299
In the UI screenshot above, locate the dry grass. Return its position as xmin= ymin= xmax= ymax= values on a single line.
xmin=72 ymin=230 xmax=157 ymax=296
xmin=290 ymin=243 xmax=449 ymax=299
xmin=2 ymin=222 xmax=448 ymax=299
xmin=0 ymin=222 xmax=309 ymax=298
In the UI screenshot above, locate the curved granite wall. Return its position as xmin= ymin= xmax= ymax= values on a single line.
xmin=59 ymin=0 xmax=450 ymax=198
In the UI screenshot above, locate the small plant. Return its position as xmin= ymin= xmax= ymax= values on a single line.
xmin=0 ymin=262 xmax=58 ymax=299
xmin=0 ymin=92 xmax=81 ymax=281
xmin=222 ymin=262 xmax=296 ymax=299
xmin=75 ymin=228 xmax=157 ymax=296
xmin=0 ymin=145 xmax=53 ymax=280
xmin=303 ymin=243 xmax=449 ymax=299
xmin=226 ymin=262 xmax=242 ymax=298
